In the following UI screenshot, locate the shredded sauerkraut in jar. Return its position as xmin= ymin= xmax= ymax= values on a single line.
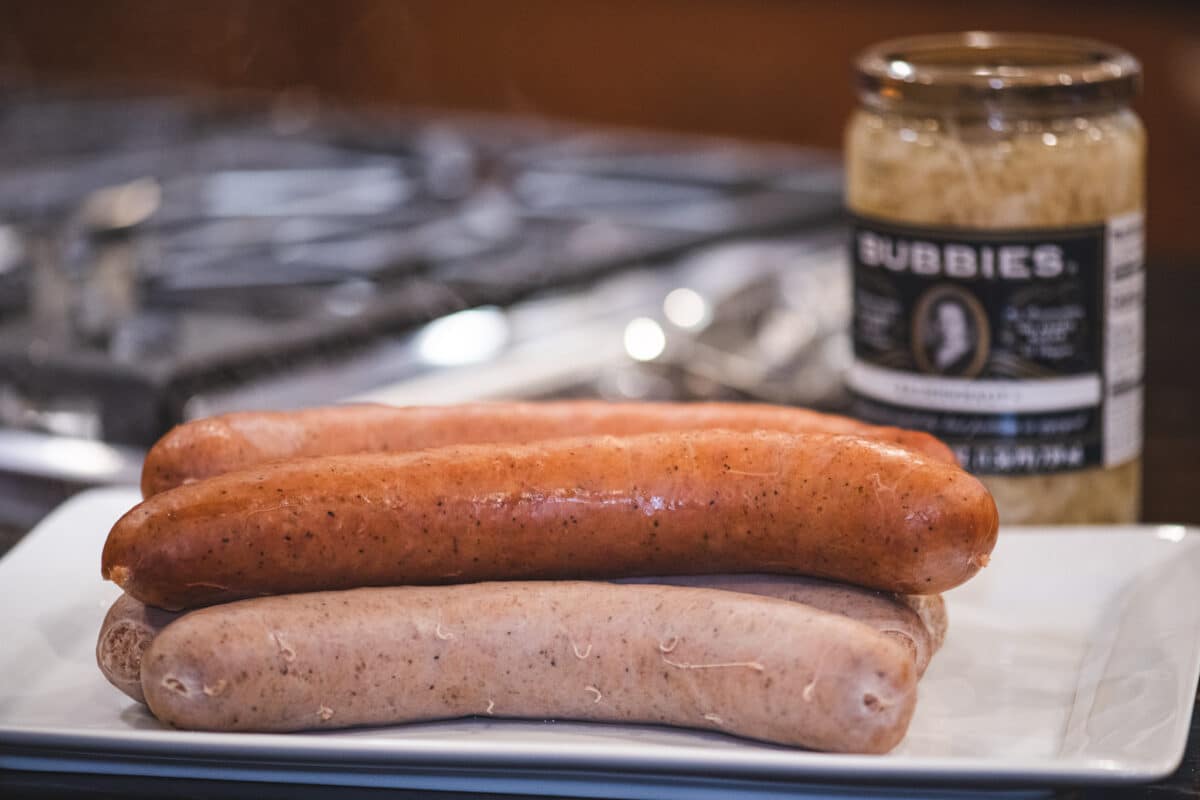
xmin=846 ymin=107 xmax=1145 ymax=524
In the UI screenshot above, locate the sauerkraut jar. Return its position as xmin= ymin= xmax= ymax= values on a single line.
xmin=845 ymin=33 xmax=1145 ymax=523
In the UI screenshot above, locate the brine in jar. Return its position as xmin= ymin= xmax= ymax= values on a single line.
xmin=844 ymin=32 xmax=1145 ymax=523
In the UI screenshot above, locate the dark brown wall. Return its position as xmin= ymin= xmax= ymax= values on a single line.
xmin=0 ymin=1 xmax=1197 ymax=260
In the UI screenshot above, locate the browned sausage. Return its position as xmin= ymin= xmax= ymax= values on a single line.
xmin=140 ymin=401 xmax=957 ymax=496
xmin=140 ymin=582 xmax=918 ymax=753
xmin=621 ymin=575 xmax=946 ymax=676
xmin=97 ymin=580 xmax=946 ymax=704
xmin=104 ymin=430 xmax=998 ymax=609
xmin=95 ymin=594 xmax=182 ymax=703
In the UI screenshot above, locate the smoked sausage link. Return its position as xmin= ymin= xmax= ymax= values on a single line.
xmin=104 ymin=430 xmax=997 ymax=609
xmin=140 ymin=401 xmax=958 ymax=496
xmin=140 ymin=582 xmax=918 ymax=753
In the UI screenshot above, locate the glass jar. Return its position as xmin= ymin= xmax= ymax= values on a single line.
xmin=844 ymin=33 xmax=1145 ymax=524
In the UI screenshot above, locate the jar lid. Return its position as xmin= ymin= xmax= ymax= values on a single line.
xmin=855 ymin=32 xmax=1141 ymax=112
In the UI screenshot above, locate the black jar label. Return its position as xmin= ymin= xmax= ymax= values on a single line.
xmin=848 ymin=213 xmax=1143 ymax=475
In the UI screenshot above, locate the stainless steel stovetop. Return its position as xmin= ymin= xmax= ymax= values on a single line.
xmin=0 ymin=91 xmax=852 ymax=531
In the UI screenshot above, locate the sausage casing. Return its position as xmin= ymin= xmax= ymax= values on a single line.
xmin=96 ymin=579 xmax=946 ymax=704
xmin=620 ymin=574 xmax=946 ymax=676
xmin=95 ymin=593 xmax=182 ymax=704
xmin=140 ymin=401 xmax=957 ymax=496
xmin=104 ymin=430 xmax=998 ymax=609
xmin=140 ymin=582 xmax=918 ymax=753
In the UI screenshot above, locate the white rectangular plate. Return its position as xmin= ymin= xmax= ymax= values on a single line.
xmin=1 ymin=488 xmax=1198 ymax=798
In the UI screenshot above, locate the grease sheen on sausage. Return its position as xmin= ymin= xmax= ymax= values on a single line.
xmin=140 ymin=582 xmax=918 ymax=753
xmin=140 ymin=401 xmax=957 ymax=496
xmin=104 ymin=430 xmax=997 ymax=609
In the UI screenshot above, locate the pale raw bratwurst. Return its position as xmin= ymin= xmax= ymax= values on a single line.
xmin=94 ymin=593 xmax=181 ymax=704
xmin=140 ymin=582 xmax=918 ymax=754
xmin=103 ymin=430 xmax=998 ymax=609
xmin=96 ymin=579 xmax=946 ymax=704
xmin=621 ymin=575 xmax=946 ymax=676
xmin=139 ymin=401 xmax=958 ymax=496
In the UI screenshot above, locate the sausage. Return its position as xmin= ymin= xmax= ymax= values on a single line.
xmin=97 ymin=580 xmax=946 ymax=704
xmin=95 ymin=594 xmax=182 ymax=704
xmin=619 ymin=575 xmax=946 ymax=676
xmin=901 ymin=594 xmax=949 ymax=654
xmin=139 ymin=582 xmax=918 ymax=753
xmin=140 ymin=401 xmax=957 ymax=496
xmin=111 ymin=431 xmax=995 ymax=609
xmin=104 ymin=430 xmax=997 ymax=609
